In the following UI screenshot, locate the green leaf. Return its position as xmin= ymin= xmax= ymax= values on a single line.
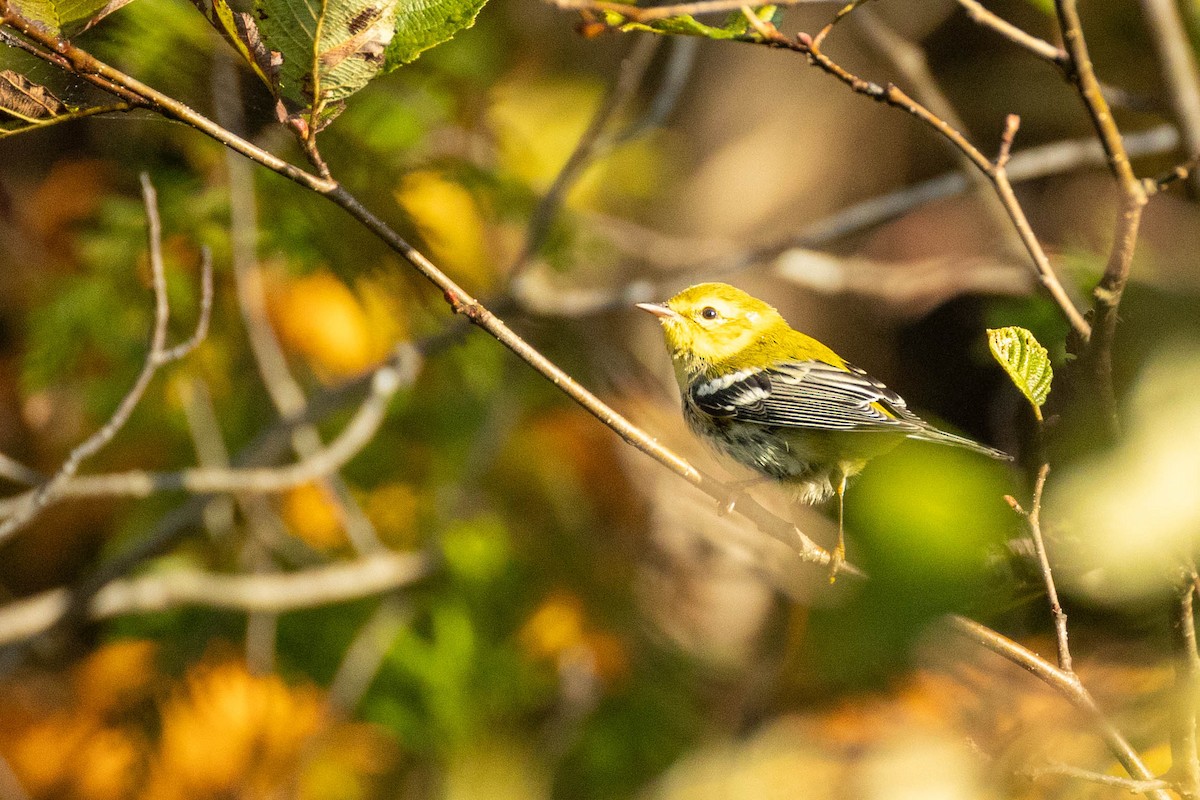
xmin=257 ymin=0 xmax=400 ymax=122
xmin=988 ymin=326 xmax=1053 ymax=420
xmin=5 ymin=0 xmax=137 ymax=35
xmin=383 ymin=0 xmax=489 ymax=69
xmin=1023 ymin=0 xmax=1054 ymax=15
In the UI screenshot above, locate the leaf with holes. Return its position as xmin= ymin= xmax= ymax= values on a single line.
xmin=988 ymin=326 xmax=1052 ymax=421
xmin=4 ymin=0 xmax=138 ymax=35
xmin=254 ymin=0 xmax=400 ymax=127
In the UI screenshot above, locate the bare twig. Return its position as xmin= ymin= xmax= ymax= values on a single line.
xmin=1149 ymin=152 xmax=1200 ymax=194
xmin=730 ymin=16 xmax=1094 ymax=339
xmin=0 ymin=453 xmax=41 ymax=486
xmin=851 ymin=7 xmax=1025 ymax=259
xmin=953 ymin=0 xmax=1067 ymax=65
xmin=1024 ymin=761 xmax=1174 ymax=794
xmin=0 ymin=551 xmax=432 ymax=646
xmin=1008 ymin=464 xmax=1072 ymax=672
xmin=0 ymin=361 xmax=407 ymax=516
xmin=948 ymin=615 xmax=1175 ymax=800
xmin=327 ymin=597 xmax=412 ymax=715
xmin=1054 ymin=0 xmax=1148 ymax=432
xmin=1173 ymin=567 xmax=1200 ymax=799
xmin=0 ymin=101 xmax=132 ymax=139
xmin=1137 ymin=0 xmax=1200 ymax=196
xmin=0 ymin=175 xmax=213 ymax=544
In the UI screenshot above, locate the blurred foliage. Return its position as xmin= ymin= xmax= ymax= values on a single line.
xmin=3 ymin=0 xmax=1200 ymax=798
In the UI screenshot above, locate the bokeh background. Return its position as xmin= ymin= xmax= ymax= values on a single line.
xmin=3 ymin=0 xmax=1200 ymax=796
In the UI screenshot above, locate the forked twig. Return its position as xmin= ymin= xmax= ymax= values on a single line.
xmin=0 ymin=174 xmax=213 ymax=544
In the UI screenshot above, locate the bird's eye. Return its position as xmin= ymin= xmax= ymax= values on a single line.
xmin=700 ymin=306 xmax=719 ymax=320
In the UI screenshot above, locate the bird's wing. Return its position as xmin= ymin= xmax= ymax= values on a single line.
xmin=688 ymin=360 xmax=927 ymax=433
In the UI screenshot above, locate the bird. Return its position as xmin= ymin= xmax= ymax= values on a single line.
xmin=636 ymin=282 xmax=1011 ymax=579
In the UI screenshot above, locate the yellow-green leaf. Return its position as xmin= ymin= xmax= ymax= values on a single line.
xmin=988 ymin=326 xmax=1052 ymax=421
xmin=257 ymin=0 xmax=399 ymax=123
xmin=5 ymin=0 xmax=136 ymax=35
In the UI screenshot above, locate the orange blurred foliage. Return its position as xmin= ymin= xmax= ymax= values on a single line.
xmin=267 ymin=269 xmax=401 ymax=383
xmin=0 ymin=642 xmax=399 ymax=800
xmin=519 ymin=592 xmax=629 ymax=688
xmin=279 ymin=482 xmax=348 ymax=551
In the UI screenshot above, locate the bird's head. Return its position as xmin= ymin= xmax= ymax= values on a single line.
xmin=637 ymin=282 xmax=786 ymax=372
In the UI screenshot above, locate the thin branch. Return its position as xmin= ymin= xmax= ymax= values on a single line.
xmin=1024 ymin=761 xmax=1174 ymax=794
xmin=850 ymin=7 xmax=1026 ymax=259
xmin=1149 ymin=151 xmax=1200 ymax=194
xmin=1008 ymin=463 xmax=1072 ymax=672
xmin=327 ymin=597 xmax=412 ymax=715
xmin=1173 ymin=567 xmax=1200 ymax=799
xmin=0 ymin=453 xmax=41 ymax=486
xmin=953 ymin=0 xmax=1067 ymax=65
xmin=0 ymin=551 xmax=432 ymax=646
xmin=948 ymin=615 xmax=1175 ymax=800
xmin=1054 ymin=0 xmax=1149 ymax=433
xmin=1138 ymin=0 xmax=1200 ymax=197
xmin=731 ymin=16 xmax=1093 ymax=340
xmin=0 ymin=360 xmax=408 ymax=517
xmin=0 ymin=101 xmax=132 ymax=139
xmin=0 ymin=175 xmax=213 ymax=544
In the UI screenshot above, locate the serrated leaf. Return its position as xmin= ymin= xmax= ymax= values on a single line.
xmin=5 ymin=0 xmax=137 ymax=35
xmin=256 ymin=0 xmax=400 ymax=124
xmin=988 ymin=326 xmax=1053 ymax=420
xmin=0 ymin=70 xmax=68 ymax=120
xmin=382 ymin=0 xmax=488 ymax=68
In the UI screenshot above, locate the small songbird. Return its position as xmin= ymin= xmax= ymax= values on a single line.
xmin=637 ymin=282 xmax=1010 ymax=578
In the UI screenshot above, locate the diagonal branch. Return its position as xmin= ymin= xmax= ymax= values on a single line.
xmin=0 ymin=10 xmax=838 ymax=575
xmin=949 ymin=615 xmax=1174 ymax=800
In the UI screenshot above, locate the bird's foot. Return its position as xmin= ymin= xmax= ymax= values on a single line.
xmin=827 ymin=540 xmax=845 ymax=584
xmin=715 ymin=477 xmax=769 ymax=517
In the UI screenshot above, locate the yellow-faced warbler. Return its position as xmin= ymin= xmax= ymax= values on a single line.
xmin=637 ymin=282 xmax=1011 ymax=578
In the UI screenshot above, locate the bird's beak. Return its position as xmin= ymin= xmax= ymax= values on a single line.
xmin=635 ymin=302 xmax=680 ymax=321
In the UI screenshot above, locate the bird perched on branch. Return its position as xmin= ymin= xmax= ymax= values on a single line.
xmin=637 ymin=282 xmax=1010 ymax=579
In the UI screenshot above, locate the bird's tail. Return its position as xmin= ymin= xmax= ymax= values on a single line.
xmin=907 ymin=428 xmax=1013 ymax=461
